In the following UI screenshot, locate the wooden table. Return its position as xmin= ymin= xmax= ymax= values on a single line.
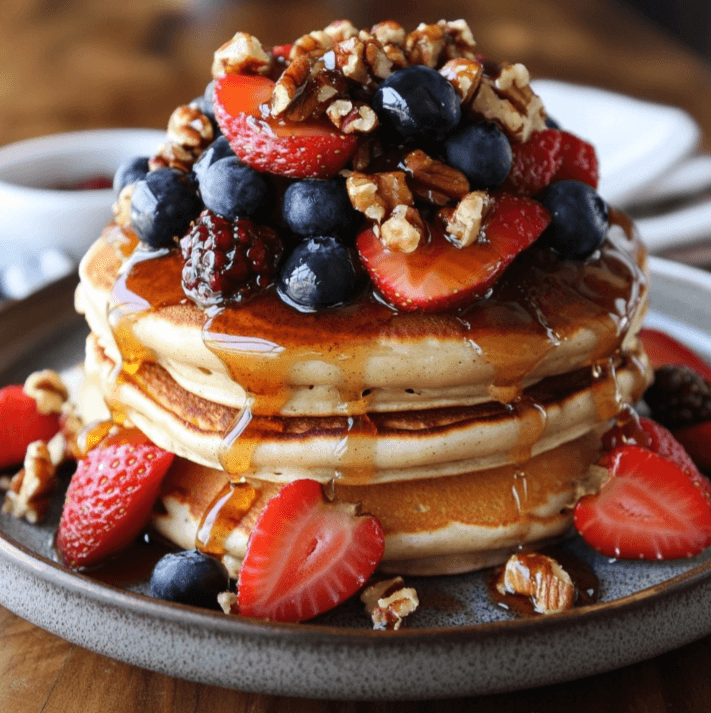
xmin=2 ymin=0 xmax=711 ymax=710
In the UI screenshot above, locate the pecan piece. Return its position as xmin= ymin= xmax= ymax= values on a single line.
xmin=402 ymin=149 xmax=469 ymax=205
xmin=438 ymin=19 xmax=478 ymax=62
xmin=326 ymin=99 xmax=378 ymax=134
xmin=2 ymin=441 xmax=58 ymax=524
xmin=346 ymin=170 xmax=413 ymax=224
xmin=289 ymin=30 xmax=333 ymax=60
xmin=381 ymin=205 xmax=425 ymax=253
xmin=23 ymin=369 xmax=68 ymax=415
xmin=404 ymin=23 xmax=446 ymax=68
xmin=497 ymin=551 xmax=575 ymax=614
xmin=440 ymin=58 xmax=483 ymax=104
xmin=212 ymin=32 xmax=271 ymax=78
xmin=361 ymin=576 xmax=419 ymax=630
xmin=167 ymin=105 xmax=214 ymax=150
xmin=439 ymin=191 xmax=491 ymax=247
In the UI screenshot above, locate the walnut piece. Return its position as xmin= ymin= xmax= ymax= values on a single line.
xmin=439 ymin=191 xmax=491 ymax=247
xmin=361 ymin=576 xmax=419 ymax=630
xmin=497 ymin=552 xmax=575 ymax=614
xmin=212 ymin=32 xmax=271 ymax=78
xmin=148 ymin=141 xmax=198 ymax=173
xmin=326 ymin=99 xmax=378 ymax=134
xmin=2 ymin=441 xmax=58 ymax=524
xmin=438 ymin=19 xmax=478 ymax=62
xmin=404 ymin=23 xmax=446 ymax=67
xmin=23 ymin=369 xmax=68 ymax=415
xmin=470 ymin=62 xmax=546 ymax=143
xmin=402 ymin=149 xmax=470 ymax=206
xmin=167 ymin=105 xmax=214 ymax=150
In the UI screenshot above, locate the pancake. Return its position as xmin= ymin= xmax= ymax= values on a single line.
xmin=151 ymin=429 xmax=605 ymax=577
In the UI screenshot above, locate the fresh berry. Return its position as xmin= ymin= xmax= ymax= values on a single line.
xmin=356 ymin=193 xmax=550 ymax=312
xmin=199 ymin=156 xmax=274 ymax=221
xmin=574 ymin=444 xmax=711 ymax=560
xmin=502 ymin=129 xmax=563 ymax=196
xmin=180 ymin=210 xmax=283 ymax=307
xmin=553 ymin=131 xmax=599 ymax=187
xmin=271 ymin=44 xmax=293 ymax=60
xmin=537 ymin=180 xmax=608 ymax=259
xmin=281 ymin=177 xmax=360 ymax=239
xmin=192 ymin=136 xmax=235 ymax=185
xmin=639 ymin=328 xmax=711 ymax=380
xmin=113 ymin=156 xmax=149 ymax=194
xmin=213 ymin=73 xmax=358 ymax=179
xmin=545 ymin=116 xmax=561 ymax=130
xmin=645 ymin=366 xmax=711 ymax=429
xmin=276 ymin=236 xmax=361 ymax=311
xmin=191 ymin=80 xmax=220 ymax=136
xmin=237 ymin=479 xmax=384 ymax=622
xmin=372 ymin=65 xmax=461 ymax=143
xmin=149 ymin=549 xmax=229 ymax=609
xmin=130 ymin=168 xmax=203 ymax=249
xmin=0 ymin=385 xmax=61 ymax=470
xmin=56 ymin=441 xmax=174 ymax=569
xmin=443 ymin=122 xmax=512 ymax=190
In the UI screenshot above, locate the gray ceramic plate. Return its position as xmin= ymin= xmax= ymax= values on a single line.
xmin=2 ymin=257 xmax=711 ymax=701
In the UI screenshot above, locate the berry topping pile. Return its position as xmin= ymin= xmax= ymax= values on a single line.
xmin=111 ymin=18 xmax=610 ymax=314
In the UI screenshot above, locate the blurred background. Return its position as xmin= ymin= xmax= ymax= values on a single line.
xmin=1 ymin=0 xmax=710 ymax=146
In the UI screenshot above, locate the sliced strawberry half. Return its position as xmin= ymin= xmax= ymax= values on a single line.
xmin=56 ymin=441 xmax=174 ymax=569
xmin=502 ymin=129 xmax=563 ymax=196
xmin=575 ymin=444 xmax=711 ymax=560
xmin=553 ymin=130 xmax=599 ymax=187
xmin=0 ymin=385 xmax=62 ymax=470
xmin=639 ymin=328 xmax=711 ymax=380
xmin=213 ymin=73 xmax=358 ymax=179
xmin=237 ymin=479 xmax=384 ymax=622
xmin=356 ymin=193 xmax=550 ymax=312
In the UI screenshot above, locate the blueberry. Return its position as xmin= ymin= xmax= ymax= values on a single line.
xmin=443 ymin=122 xmax=512 ymax=190
xmin=149 ymin=549 xmax=229 ymax=610
xmin=191 ymin=80 xmax=221 ymax=137
xmin=545 ymin=116 xmax=562 ymax=130
xmin=538 ymin=180 xmax=609 ymax=260
xmin=372 ymin=66 xmax=461 ymax=143
xmin=113 ymin=156 xmax=149 ymax=194
xmin=276 ymin=236 xmax=360 ymax=311
xmin=192 ymin=136 xmax=235 ymax=185
xmin=198 ymin=156 xmax=273 ymax=220
xmin=282 ymin=178 xmax=360 ymax=239
xmin=130 ymin=168 xmax=203 ymax=248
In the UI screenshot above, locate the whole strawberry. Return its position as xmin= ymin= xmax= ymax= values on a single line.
xmin=56 ymin=441 xmax=174 ymax=569
xmin=0 ymin=385 xmax=61 ymax=470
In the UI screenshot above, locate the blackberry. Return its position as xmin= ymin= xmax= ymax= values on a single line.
xmin=644 ymin=365 xmax=711 ymax=429
xmin=180 ymin=210 xmax=283 ymax=307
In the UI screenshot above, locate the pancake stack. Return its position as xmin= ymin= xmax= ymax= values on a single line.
xmin=77 ymin=206 xmax=650 ymax=576
xmin=75 ymin=19 xmax=652 ymax=577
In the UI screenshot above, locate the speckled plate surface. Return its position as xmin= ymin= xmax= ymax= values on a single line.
xmin=2 ymin=256 xmax=711 ymax=700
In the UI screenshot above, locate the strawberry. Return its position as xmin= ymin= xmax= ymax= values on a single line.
xmin=553 ymin=131 xmax=599 ymax=187
xmin=213 ymin=73 xmax=358 ymax=179
xmin=502 ymin=129 xmax=563 ymax=196
xmin=673 ymin=422 xmax=711 ymax=473
xmin=574 ymin=444 xmax=711 ymax=560
xmin=356 ymin=193 xmax=550 ymax=312
xmin=639 ymin=328 xmax=711 ymax=380
xmin=56 ymin=441 xmax=174 ymax=569
xmin=0 ymin=385 xmax=61 ymax=470
xmin=237 ymin=479 xmax=384 ymax=622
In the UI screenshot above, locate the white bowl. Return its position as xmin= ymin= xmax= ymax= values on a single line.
xmin=0 ymin=129 xmax=165 ymax=263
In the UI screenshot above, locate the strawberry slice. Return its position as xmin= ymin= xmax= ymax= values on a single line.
xmin=502 ymin=129 xmax=563 ymax=196
xmin=574 ymin=444 xmax=711 ymax=560
xmin=213 ymin=73 xmax=358 ymax=179
xmin=553 ymin=131 xmax=599 ymax=187
xmin=237 ymin=479 xmax=384 ymax=622
xmin=639 ymin=328 xmax=711 ymax=380
xmin=356 ymin=193 xmax=550 ymax=312
xmin=0 ymin=385 xmax=61 ymax=470
xmin=56 ymin=441 xmax=174 ymax=569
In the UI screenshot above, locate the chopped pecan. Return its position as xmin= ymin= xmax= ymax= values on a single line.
xmin=497 ymin=551 xmax=575 ymax=614
xmin=23 ymin=369 xmax=68 ymax=415
xmin=439 ymin=191 xmax=491 ymax=247
xmin=404 ymin=23 xmax=446 ymax=68
xmin=440 ymin=58 xmax=483 ymax=104
xmin=326 ymin=99 xmax=378 ymax=134
xmin=2 ymin=441 xmax=58 ymax=524
xmin=438 ymin=19 xmax=478 ymax=62
xmin=148 ymin=141 xmax=197 ymax=173
xmin=323 ymin=20 xmax=359 ymax=44
xmin=470 ymin=62 xmax=546 ymax=142
xmin=218 ymin=590 xmax=240 ymax=615
xmin=328 ymin=36 xmax=392 ymax=86
xmin=381 ymin=205 xmax=425 ymax=253
xmin=346 ymin=170 xmax=413 ymax=223
xmin=371 ymin=20 xmax=407 ymax=47
xmin=167 ymin=105 xmax=214 ymax=150
xmin=212 ymin=32 xmax=271 ymax=78
xmin=350 ymin=136 xmax=384 ymax=171
xmin=402 ymin=149 xmax=469 ymax=205
xmin=361 ymin=576 xmax=419 ymax=630
xmin=289 ymin=30 xmax=333 ymax=60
